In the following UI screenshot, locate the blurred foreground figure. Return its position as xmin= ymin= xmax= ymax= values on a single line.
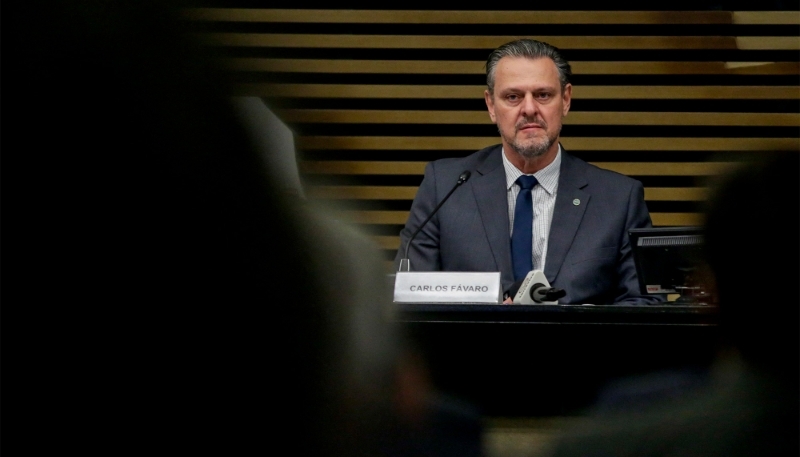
xmin=547 ymin=152 xmax=799 ymax=457
xmin=9 ymin=2 xmax=481 ymax=455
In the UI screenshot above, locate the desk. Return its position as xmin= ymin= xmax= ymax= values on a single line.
xmin=394 ymin=304 xmax=721 ymax=417
xmin=396 ymin=303 xmax=719 ymax=326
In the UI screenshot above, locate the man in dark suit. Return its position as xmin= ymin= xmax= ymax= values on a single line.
xmin=394 ymin=39 xmax=661 ymax=305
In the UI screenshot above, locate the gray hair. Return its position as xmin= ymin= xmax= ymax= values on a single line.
xmin=485 ymin=39 xmax=572 ymax=94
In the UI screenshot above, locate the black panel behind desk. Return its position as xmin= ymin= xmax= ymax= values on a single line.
xmin=395 ymin=304 xmax=721 ymax=417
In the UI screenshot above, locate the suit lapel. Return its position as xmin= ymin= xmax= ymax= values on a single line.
xmin=472 ymin=147 xmax=514 ymax=285
xmin=545 ymin=149 xmax=589 ymax=282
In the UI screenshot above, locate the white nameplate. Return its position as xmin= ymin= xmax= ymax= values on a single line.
xmin=393 ymin=272 xmax=502 ymax=304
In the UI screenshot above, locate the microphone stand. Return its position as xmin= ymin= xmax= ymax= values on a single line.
xmin=399 ymin=171 xmax=471 ymax=271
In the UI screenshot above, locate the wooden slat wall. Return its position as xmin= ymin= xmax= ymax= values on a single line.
xmin=183 ymin=9 xmax=800 ymax=264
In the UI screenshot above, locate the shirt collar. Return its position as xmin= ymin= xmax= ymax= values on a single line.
xmin=502 ymin=144 xmax=562 ymax=195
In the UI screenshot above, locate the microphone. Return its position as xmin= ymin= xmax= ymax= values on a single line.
xmin=509 ymin=270 xmax=566 ymax=304
xmin=529 ymin=284 xmax=566 ymax=303
xmin=506 ymin=278 xmax=562 ymax=301
xmin=399 ymin=170 xmax=471 ymax=271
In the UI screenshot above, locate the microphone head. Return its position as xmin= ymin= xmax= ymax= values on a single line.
xmin=458 ymin=171 xmax=471 ymax=184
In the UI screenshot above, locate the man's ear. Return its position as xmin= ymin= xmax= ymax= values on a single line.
xmin=562 ymin=83 xmax=572 ymax=116
xmin=484 ymin=89 xmax=497 ymax=123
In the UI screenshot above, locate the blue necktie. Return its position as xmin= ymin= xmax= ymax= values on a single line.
xmin=511 ymin=175 xmax=538 ymax=282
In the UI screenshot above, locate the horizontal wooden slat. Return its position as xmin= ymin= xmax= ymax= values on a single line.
xmin=277 ymin=109 xmax=800 ymax=126
xmin=373 ymin=235 xmax=401 ymax=250
xmin=227 ymin=58 xmax=800 ymax=75
xmin=305 ymin=185 xmax=707 ymax=201
xmin=339 ymin=210 xmax=409 ymax=224
xmin=184 ymin=9 xmax=735 ymax=24
xmin=301 ymin=161 xmax=427 ymax=175
xmin=591 ymin=162 xmax=736 ymax=176
xmin=227 ymin=58 xmax=484 ymax=74
xmin=573 ymin=61 xmax=799 ymax=75
xmin=332 ymin=210 xmax=703 ymax=226
xmin=307 ymin=186 xmax=419 ymax=199
xmin=199 ymin=33 xmax=737 ymax=50
xmin=644 ymin=187 xmax=708 ymax=201
xmin=733 ymin=11 xmax=800 ymax=25
xmin=651 ymin=212 xmax=704 ymax=226
xmin=236 ymin=83 xmax=799 ymax=99
xmin=300 ymin=161 xmax=736 ymax=176
xmin=235 ymin=83 xmax=482 ymax=98
xmin=736 ymin=36 xmax=800 ymax=50
xmin=297 ymin=136 xmax=799 ymax=151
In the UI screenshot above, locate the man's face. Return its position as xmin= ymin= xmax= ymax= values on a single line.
xmin=485 ymin=56 xmax=572 ymax=160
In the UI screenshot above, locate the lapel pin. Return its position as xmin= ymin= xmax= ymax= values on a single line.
xmin=572 ymin=198 xmax=580 ymax=206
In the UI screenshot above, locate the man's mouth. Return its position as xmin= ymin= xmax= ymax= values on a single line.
xmin=517 ymin=122 xmax=544 ymax=132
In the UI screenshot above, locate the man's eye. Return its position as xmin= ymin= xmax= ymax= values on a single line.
xmin=506 ymin=94 xmax=520 ymax=102
xmin=536 ymin=93 xmax=552 ymax=100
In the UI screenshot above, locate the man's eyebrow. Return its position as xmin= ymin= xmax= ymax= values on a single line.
xmin=499 ymin=85 xmax=559 ymax=93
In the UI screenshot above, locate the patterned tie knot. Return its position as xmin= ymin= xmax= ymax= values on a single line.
xmin=516 ymin=175 xmax=538 ymax=190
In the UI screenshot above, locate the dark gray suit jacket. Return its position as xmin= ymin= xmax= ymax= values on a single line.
xmin=394 ymin=144 xmax=662 ymax=305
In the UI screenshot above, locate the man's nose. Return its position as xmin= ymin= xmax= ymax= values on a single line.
xmin=519 ymin=93 xmax=539 ymax=118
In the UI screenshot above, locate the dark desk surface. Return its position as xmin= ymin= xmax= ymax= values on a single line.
xmin=395 ymin=303 xmax=720 ymax=326
xmin=393 ymin=303 xmax=722 ymax=417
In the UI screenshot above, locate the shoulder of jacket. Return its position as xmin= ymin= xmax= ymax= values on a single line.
xmin=567 ymin=154 xmax=641 ymax=187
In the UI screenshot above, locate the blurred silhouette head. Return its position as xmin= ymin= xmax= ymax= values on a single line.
xmin=703 ymin=151 xmax=799 ymax=379
xmin=12 ymin=2 xmax=404 ymax=455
